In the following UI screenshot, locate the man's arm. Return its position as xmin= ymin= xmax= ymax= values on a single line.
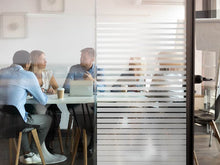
xmin=63 ymin=70 xmax=75 ymax=93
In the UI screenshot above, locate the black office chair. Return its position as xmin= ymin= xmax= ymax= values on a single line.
xmin=195 ymin=95 xmax=220 ymax=147
xmin=0 ymin=105 xmax=46 ymax=165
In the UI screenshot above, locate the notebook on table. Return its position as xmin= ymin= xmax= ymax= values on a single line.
xmin=69 ymin=80 xmax=93 ymax=96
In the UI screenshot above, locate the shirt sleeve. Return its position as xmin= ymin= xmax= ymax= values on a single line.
xmin=26 ymin=72 xmax=48 ymax=105
xmin=63 ymin=68 xmax=75 ymax=93
xmin=96 ymin=67 xmax=105 ymax=92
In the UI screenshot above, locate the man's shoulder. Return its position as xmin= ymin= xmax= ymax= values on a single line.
xmin=69 ymin=64 xmax=83 ymax=71
xmin=70 ymin=64 xmax=81 ymax=68
xmin=0 ymin=67 xmax=7 ymax=73
xmin=20 ymin=70 xmax=36 ymax=78
xmin=0 ymin=67 xmax=36 ymax=82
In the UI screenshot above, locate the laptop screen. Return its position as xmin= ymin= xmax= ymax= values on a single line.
xmin=69 ymin=80 xmax=93 ymax=96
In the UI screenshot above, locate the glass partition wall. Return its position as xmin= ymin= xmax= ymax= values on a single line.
xmin=0 ymin=0 xmax=193 ymax=164
xmin=96 ymin=0 xmax=194 ymax=164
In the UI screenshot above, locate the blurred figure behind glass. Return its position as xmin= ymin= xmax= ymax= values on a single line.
xmin=28 ymin=50 xmax=62 ymax=153
xmin=0 ymin=50 xmax=51 ymax=164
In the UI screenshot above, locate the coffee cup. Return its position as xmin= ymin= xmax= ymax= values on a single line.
xmin=57 ymin=88 xmax=65 ymax=99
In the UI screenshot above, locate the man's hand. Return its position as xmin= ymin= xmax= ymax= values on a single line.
xmin=41 ymin=88 xmax=45 ymax=93
xmin=83 ymin=71 xmax=94 ymax=81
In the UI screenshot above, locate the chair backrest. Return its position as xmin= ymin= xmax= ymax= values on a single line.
xmin=0 ymin=105 xmax=26 ymax=138
xmin=215 ymin=95 xmax=220 ymax=121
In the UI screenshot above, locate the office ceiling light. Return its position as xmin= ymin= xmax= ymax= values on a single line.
xmin=136 ymin=0 xmax=184 ymax=5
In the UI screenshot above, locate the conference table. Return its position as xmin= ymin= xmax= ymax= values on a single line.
xmin=26 ymin=94 xmax=95 ymax=164
xmin=27 ymin=94 xmax=94 ymax=104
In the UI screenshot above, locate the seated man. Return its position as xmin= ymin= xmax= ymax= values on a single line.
xmin=63 ymin=47 xmax=96 ymax=91
xmin=0 ymin=50 xmax=51 ymax=164
xmin=63 ymin=47 xmax=96 ymax=154
xmin=111 ymin=57 xmax=147 ymax=93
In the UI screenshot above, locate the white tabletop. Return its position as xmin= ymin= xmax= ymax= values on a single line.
xmin=26 ymin=94 xmax=95 ymax=104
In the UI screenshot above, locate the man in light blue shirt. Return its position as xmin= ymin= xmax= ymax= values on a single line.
xmin=0 ymin=50 xmax=51 ymax=164
xmin=63 ymin=48 xmax=96 ymax=93
xmin=63 ymin=48 xmax=98 ymax=156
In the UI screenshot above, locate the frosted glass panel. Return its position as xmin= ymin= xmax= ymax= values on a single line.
xmin=96 ymin=0 xmax=186 ymax=164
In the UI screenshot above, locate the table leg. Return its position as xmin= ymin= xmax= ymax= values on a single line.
xmin=40 ymin=142 xmax=67 ymax=164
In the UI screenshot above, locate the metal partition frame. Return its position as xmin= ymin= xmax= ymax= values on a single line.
xmin=186 ymin=0 xmax=195 ymax=164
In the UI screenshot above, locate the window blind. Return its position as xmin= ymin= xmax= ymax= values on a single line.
xmin=96 ymin=2 xmax=187 ymax=165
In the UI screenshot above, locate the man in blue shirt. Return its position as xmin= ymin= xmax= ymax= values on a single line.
xmin=63 ymin=47 xmax=96 ymax=92
xmin=0 ymin=50 xmax=51 ymax=164
xmin=63 ymin=47 xmax=96 ymax=156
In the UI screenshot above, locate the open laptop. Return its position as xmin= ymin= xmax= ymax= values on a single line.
xmin=69 ymin=80 xmax=93 ymax=96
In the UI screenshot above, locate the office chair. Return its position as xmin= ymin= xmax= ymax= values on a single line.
xmin=0 ymin=105 xmax=46 ymax=165
xmin=193 ymin=95 xmax=220 ymax=165
xmin=195 ymin=95 xmax=220 ymax=147
xmin=193 ymin=151 xmax=199 ymax=165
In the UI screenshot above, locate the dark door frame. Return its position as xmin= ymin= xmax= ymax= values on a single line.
xmin=186 ymin=0 xmax=195 ymax=164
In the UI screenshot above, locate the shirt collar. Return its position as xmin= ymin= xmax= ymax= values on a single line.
xmin=10 ymin=64 xmax=24 ymax=71
xmin=89 ymin=64 xmax=95 ymax=72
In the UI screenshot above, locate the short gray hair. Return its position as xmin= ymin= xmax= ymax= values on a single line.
xmin=81 ymin=48 xmax=95 ymax=58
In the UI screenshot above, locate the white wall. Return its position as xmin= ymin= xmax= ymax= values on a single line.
xmin=0 ymin=0 xmax=95 ymax=66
